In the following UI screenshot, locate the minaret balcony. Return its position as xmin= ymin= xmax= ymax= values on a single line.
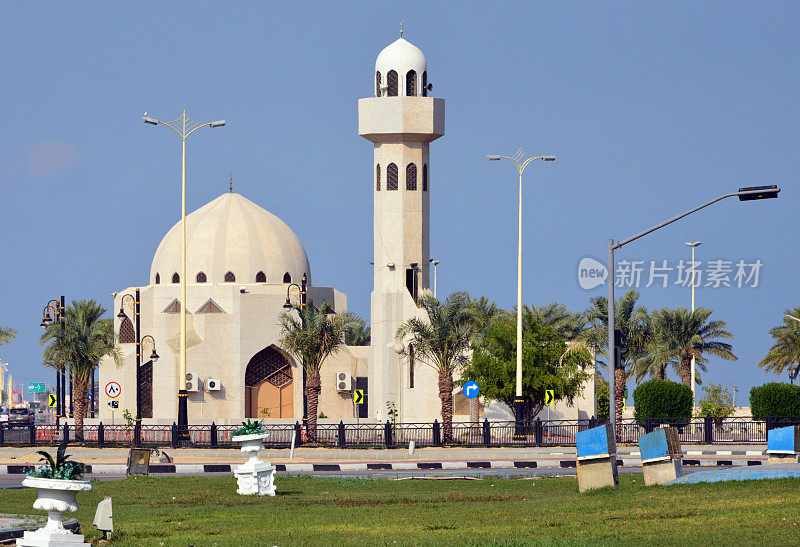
xmin=358 ymin=96 xmax=445 ymax=144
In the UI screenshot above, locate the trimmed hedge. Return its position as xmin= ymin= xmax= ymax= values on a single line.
xmin=596 ymin=380 xmax=609 ymax=421
xmin=749 ymin=383 xmax=800 ymax=419
xmin=633 ymin=379 xmax=692 ymax=427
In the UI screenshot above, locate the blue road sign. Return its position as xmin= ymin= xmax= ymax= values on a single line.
xmin=463 ymin=381 xmax=480 ymax=399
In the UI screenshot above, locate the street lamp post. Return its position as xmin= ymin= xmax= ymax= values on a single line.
xmin=607 ymin=185 xmax=780 ymax=440
xmin=143 ymin=110 xmax=224 ymax=439
xmin=117 ymin=289 xmax=160 ymax=445
xmin=429 ymin=259 xmax=439 ymax=299
xmin=283 ymin=274 xmax=308 ymax=426
xmin=487 ymin=151 xmax=555 ymax=438
xmin=784 ymin=314 xmax=800 ymax=384
xmin=40 ymin=296 xmax=65 ymax=426
xmin=684 ymin=241 xmax=702 ymax=406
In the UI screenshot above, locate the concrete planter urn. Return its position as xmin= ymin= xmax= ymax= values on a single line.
xmin=231 ymin=433 xmax=275 ymax=496
xmin=17 ymin=476 xmax=92 ymax=546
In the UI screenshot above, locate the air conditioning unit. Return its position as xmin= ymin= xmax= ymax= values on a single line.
xmin=206 ymin=378 xmax=222 ymax=391
xmin=336 ymin=372 xmax=352 ymax=392
xmin=185 ymin=373 xmax=200 ymax=392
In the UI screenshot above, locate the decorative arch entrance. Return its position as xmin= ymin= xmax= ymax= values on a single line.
xmin=244 ymin=346 xmax=294 ymax=419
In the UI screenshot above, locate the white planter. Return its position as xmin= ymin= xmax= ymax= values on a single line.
xmin=18 ymin=476 xmax=92 ymax=546
xmin=231 ymin=433 xmax=275 ymax=496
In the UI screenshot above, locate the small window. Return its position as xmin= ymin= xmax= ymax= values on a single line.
xmin=406 ymin=70 xmax=417 ymax=96
xmin=422 ymin=71 xmax=428 ymax=97
xmin=376 ymin=164 xmax=381 ymax=191
xmin=387 ymin=70 xmax=398 ymax=97
xmin=196 ymin=272 xmax=207 ymax=283
xmin=196 ymin=299 xmax=226 ymax=314
xmin=409 ymin=344 xmax=415 ymax=388
xmin=224 ymin=271 xmax=236 ymax=282
xmin=283 ymin=272 xmax=291 ymax=283
xmin=162 ymin=299 xmax=181 ymax=314
xmin=387 ymin=163 xmax=398 ymax=191
xmin=171 ymin=272 xmax=180 ymax=284
xmin=375 ymin=71 xmax=381 ymax=97
xmin=255 ymin=271 xmax=266 ymax=283
xmin=406 ymin=163 xmax=417 ymax=191
xmin=423 ymin=164 xmax=428 ymax=191
xmin=155 ymin=273 xmax=160 ymax=285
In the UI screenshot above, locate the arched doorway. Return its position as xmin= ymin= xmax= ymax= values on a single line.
xmin=244 ymin=346 xmax=293 ymax=419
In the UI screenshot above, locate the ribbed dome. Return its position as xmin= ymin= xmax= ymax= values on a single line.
xmin=150 ymin=193 xmax=310 ymax=286
xmin=375 ymin=38 xmax=427 ymax=80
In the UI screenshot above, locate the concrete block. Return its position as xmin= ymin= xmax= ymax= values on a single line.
xmin=577 ymin=457 xmax=619 ymax=492
xmin=767 ymin=453 xmax=799 ymax=465
xmin=642 ymin=458 xmax=682 ymax=486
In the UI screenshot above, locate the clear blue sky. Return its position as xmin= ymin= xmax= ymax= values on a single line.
xmin=1 ymin=2 xmax=797 ymax=407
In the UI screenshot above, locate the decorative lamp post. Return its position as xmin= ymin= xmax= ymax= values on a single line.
xmin=487 ymin=150 xmax=556 ymax=439
xmin=684 ymin=241 xmax=702 ymax=406
xmin=40 ymin=296 xmax=65 ymax=426
xmin=283 ymin=275 xmax=308 ymax=427
xmin=429 ymin=259 xmax=440 ymax=299
xmin=142 ymin=110 xmax=224 ymax=440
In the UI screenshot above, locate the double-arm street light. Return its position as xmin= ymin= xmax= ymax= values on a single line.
xmin=283 ymin=274 xmax=309 ymax=427
xmin=684 ymin=241 xmax=703 ymax=406
xmin=487 ymin=151 xmax=556 ymax=438
xmin=607 ymin=185 xmax=780 ymax=440
xmin=40 ymin=296 xmax=65 ymax=426
xmin=117 ymin=289 xmax=159 ymax=445
xmin=143 ymin=110 xmax=224 ymax=439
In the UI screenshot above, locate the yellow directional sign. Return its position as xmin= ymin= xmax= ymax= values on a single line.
xmin=354 ymin=389 xmax=364 ymax=405
xmin=545 ymin=390 xmax=555 ymax=406
xmin=622 ymin=399 xmax=627 ymax=412
xmin=48 ymin=393 xmax=57 ymax=408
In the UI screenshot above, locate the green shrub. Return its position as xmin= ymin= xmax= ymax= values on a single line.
xmin=596 ymin=377 xmax=609 ymax=421
xmin=749 ymin=383 xmax=800 ymax=419
xmin=633 ymin=379 xmax=692 ymax=427
xmin=697 ymin=384 xmax=736 ymax=423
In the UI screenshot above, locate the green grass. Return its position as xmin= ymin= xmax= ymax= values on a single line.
xmin=3 ymin=474 xmax=800 ymax=545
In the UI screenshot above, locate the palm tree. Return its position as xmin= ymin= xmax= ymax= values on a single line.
xmin=642 ymin=307 xmax=736 ymax=387
xmin=279 ymin=301 xmax=347 ymax=441
xmin=524 ymin=303 xmax=586 ymax=341
xmin=396 ymin=292 xmax=481 ymax=441
xmin=40 ymin=300 xmax=120 ymax=440
xmin=0 ymin=326 xmax=17 ymax=345
xmin=584 ymin=290 xmax=651 ymax=427
xmin=760 ymin=308 xmax=800 ymax=383
xmin=342 ymin=312 xmax=371 ymax=346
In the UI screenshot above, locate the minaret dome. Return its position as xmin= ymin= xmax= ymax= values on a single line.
xmin=374 ymin=38 xmax=429 ymax=98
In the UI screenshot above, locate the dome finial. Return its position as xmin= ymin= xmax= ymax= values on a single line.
xmin=400 ymin=18 xmax=404 ymax=38
xmin=229 ymin=174 xmax=233 ymax=193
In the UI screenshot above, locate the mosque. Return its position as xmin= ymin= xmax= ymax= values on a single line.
xmin=98 ymin=35 xmax=596 ymax=425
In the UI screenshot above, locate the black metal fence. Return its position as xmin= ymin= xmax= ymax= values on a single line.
xmin=0 ymin=416 xmax=797 ymax=449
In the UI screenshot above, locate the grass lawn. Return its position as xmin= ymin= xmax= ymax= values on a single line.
xmin=3 ymin=474 xmax=800 ymax=545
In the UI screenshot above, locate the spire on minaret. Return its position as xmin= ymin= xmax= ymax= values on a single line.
xmin=400 ymin=18 xmax=404 ymax=38
xmin=228 ymin=174 xmax=233 ymax=193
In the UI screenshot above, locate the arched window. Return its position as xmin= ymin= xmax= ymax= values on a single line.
xmin=155 ymin=273 xmax=160 ymax=285
xmin=256 ymin=271 xmax=266 ymax=283
xmin=171 ymin=272 xmax=180 ymax=284
xmin=376 ymin=164 xmax=381 ymax=191
xmin=406 ymin=163 xmax=417 ymax=191
xmin=387 ymin=70 xmax=398 ymax=96
xmin=387 ymin=163 xmax=398 ymax=190
xmin=224 ymin=271 xmax=236 ymax=282
xmin=375 ymin=71 xmax=381 ymax=97
xmin=118 ymin=316 xmax=135 ymax=344
xmin=409 ymin=344 xmax=415 ymax=389
xmin=406 ymin=70 xmax=417 ymax=96
xmin=139 ymin=359 xmax=153 ymax=418
xmin=423 ymin=163 xmax=428 ymax=191
xmin=283 ymin=272 xmax=291 ymax=283
xmin=422 ymin=71 xmax=428 ymax=97
xmin=196 ymin=272 xmax=207 ymax=283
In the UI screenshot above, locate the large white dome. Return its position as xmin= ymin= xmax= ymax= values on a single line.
xmin=150 ymin=192 xmax=310 ymax=286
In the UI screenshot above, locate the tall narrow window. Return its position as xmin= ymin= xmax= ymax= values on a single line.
xmin=422 ymin=71 xmax=428 ymax=97
xmin=224 ymin=271 xmax=236 ymax=282
xmin=171 ymin=272 xmax=180 ymax=284
xmin=283 ymin=272 xmax=291 ymax=283
xmin=406 ymin=163 xmax=417 ymax=191
xmin=255 ymin=271 xmax=266 ymax=283
xmin=409 ymin=344 xmax=415 ymax=389
xmin=375 ymin=71 xmax=381 ymax=97
xmin=406 ymin=70 xmax=417 ymax=96
xmin=387 ymin=70 xmax=398 ymax=96
xmin=196 ymin=272 xmax=207 ymax=283
xmin=376 ymin=164 xmax=381 ymax=191
xmin=423 ymin=163 xmax=428 ymax=191
xmin=387 ymin=163 xmax=398 ymax=190
xmin=155 ymin=273 xmax=160 ymax=285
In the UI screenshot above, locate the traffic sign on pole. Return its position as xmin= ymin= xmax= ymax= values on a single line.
xmin=105 ymin=382 xmax=121 ymax=399
xmin=463 ymin=381 xmax=480 ymax=399
xmin=48 ymin=394 xmax=57 ymax=408
xmin=354 ymin=389 xmax=364 ymax=405
xmin=107 ymin=399 xmax=120 ymax=411
xmin=545 ymin=390 xmax=555 ymax=405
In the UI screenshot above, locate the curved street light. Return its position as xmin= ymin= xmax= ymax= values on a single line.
xmin=39 ymin=296 xmax=65 ymax=425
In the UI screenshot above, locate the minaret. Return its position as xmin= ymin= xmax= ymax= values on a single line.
xmin=359 ymin=36 xmax=445 ymax=420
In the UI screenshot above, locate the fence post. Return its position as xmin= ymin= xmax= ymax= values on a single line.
xmin=589 ymin=416 xmax=596 ymax=429
xmin=338 ymin=421 xmax=346 ymax=448
xmin=482 ymin=419 xmax=491 ymax=447
xmin=98 ymin=422 xmax=104 ymax=448
xmin=210 ymin=422 xmax=217 ymax=448
xmin=534 ymin=418 xmax=543 ymax=445
xmin=0 ymin=423 xmax=4 ymax=447
xmin=294 ymin=421 xmax=302 ymax=447
xmin=63 ymin=422 xmax=69 ymax=445
xmin=134 ymin=422 xmax=141 ymax=447
xmin=171 ymin=422 xmax=178 ymax=449
xmin=29 ymin=424 xmax=36 ymax=445
xmin=704 ymin=416 xmax=713 ymax=443
xmin=645 ymin=416 xmax=653 ymax=434
xmin=766 ymin=415 xmax=773 ymax=432
xmin=432 ymin=420 xmax=441 ymax=446
xmin=384 ymin=420 xmax=393 ymax=448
